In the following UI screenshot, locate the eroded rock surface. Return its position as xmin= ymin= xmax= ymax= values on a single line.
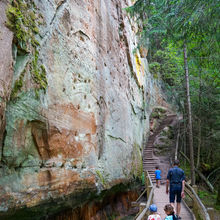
xmin=0 ymin=0 xmax=14 ymax=156
xmin=0 ymin=0 xmax=173 ymax=218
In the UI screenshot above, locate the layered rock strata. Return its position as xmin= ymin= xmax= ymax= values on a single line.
xmin=0 ymin=0 xmax=172 ymax=218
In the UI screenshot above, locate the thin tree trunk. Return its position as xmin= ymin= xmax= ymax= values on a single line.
xmin=183 ymin=42 xmax=195 ymax=185
xmin=175 ymin=122 xmax=180 ymax=160
xmin=180 ymin=151 xmax=214 ymax=192
xmin=217 ymin=181 xmax=220 ymax=205
xmin=184 ymin=113 xmax=187 ymax=167
xmin=183 ymin=100 xmax=188 ymax=167
xmin=196 ymin=70 xmax=202 ymax=169
xmin=196 ymin=118 xmax=201 ymax=169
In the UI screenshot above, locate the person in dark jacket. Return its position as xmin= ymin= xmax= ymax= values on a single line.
xmin=166 ymin=159 xmax=185 ymax=219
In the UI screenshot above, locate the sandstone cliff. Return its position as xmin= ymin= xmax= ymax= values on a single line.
xmin=0 ymin=0 xmax=170 ymax=218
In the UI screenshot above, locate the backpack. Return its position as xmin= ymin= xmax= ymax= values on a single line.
xmin=172 ymin=214 xmax=178 ymax=220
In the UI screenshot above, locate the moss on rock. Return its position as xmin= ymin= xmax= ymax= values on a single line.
xmin=6 ymin=0 xmax=47 ymax=98
xmin=10 ymin=69 xmax=25 ymax=99
xmin=6 ymin=0 xmax=40 ymax=52
xmin=131 ymin=142 xmax=143 ymax=180
xmin=31 ymin=51 xmax=47 ymax=91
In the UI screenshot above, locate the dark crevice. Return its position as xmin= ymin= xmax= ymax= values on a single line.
xmin=50 ymin=0 xmax=67 ymax=25
xmin=1 ymin=129 xmax=7 ymax=164
xmin=108 ymin=135 xmax=126 ymax=143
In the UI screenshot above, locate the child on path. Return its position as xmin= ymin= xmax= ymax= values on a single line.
xmin=155 ymin=166 xmax=161 ymax=188
xmin=164 ymin=204 xmax=178 ymax=220
xmin=147 ymin=204 xmax=161 ymax=220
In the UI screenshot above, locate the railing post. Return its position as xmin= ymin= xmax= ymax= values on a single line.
xmin=147 ymin=180 xmax=150 ymax=200
xmin=135 ymin=171 xmax=154 ymax=220
xmin=192 ymin=185 xmax=198 ymax=193
xmin=192 ymin=184 xmax=198 ymax=218
xmin=139 ymin=203 xmax=147 ymax=219
xmin=144 ymin=171 xmax=149 ymax=199
xmin=185 ymin=182 xmax=211 ymax=220
xmin=192 ymin=197 xmax=199 ymax=219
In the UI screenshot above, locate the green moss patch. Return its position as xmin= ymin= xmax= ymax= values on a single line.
xmin=198 ymin=189 xmax=219 ymax=209
xmin=6 ymin=0 xmax=40 ymax=52
xmin=31 ymin=51 xmax=47 ymax=91
xmin=11 ymin=69 xmax=25 ymax=99
xmin=6 ymin=0 xmax=47 ymax=98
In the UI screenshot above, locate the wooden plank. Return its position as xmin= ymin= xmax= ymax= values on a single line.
xmin=185 ymin=183 xmax=211 ymax=220
xmin=136 ymin=188 xmax=154 ymax=220
xmin=153 ymin=185 xmax=193 ymax=219
xmin=135 ymin=188 xmax=147 ymax=203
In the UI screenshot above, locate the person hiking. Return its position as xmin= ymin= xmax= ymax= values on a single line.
xmin=164 ymin=204 xmax=178 ymax=220
xmin=166 ymin=159 xmax=185 ymax=219
xmin=155 ymin=166 xmax=161 ymax=188
xmin=147 ymin=204 xmax=162 ymax=220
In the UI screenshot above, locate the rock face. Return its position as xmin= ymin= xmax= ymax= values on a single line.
xmin=0 ymin=0 xmax=172 ymax=218
xmin=0 ymin=0 xmax=14 ymax=157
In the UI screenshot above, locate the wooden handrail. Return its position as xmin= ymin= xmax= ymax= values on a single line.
xmin=185 ymin=182 xmax=211 ymax=220
xmin=134 ymin=171 xmax=154 ymax=220
xmin=175 ymin=135 xmax=210 ymax=220
xmin=135 ymin=188 xmax=147 ymax=203
xmin=147 ymin=170 xmax=153 ymax=187
xmin=136 ymin=189 xmax=154 ymax=220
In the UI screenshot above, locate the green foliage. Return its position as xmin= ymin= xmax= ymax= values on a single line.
xmin=149 ymin=62 xmax=160 ymax=78
xmin=150 ymin=107 xmax=167 ymax=120
xmin=96 ymin=170 xmax=109 ymax=188
xmin=180 ymin=162 xmax=191 ymax=180
xmin=149 ymin=45 xmax=184 ymax=86
xmin=31 ymin=52 xmax=47 ymax=91
xmin=198 ymin=190 xmax=210 ymax=199
xmin=96 ymin=170 xmax=105 ymax=185
xmin=150 ymin=110 xmax=160 ymax=119
xmin=107 ymin=213 xmax=118 ymax=220
xmin=198 ymin=189 xmax=219 ymax=210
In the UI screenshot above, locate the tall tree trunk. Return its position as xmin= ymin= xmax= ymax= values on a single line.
xmin=196 ymin=118 xmax=201 ymax=169
xmin=180 ymin=151 xmax=214 ymax=192
xmin=183 ymin=42 xmax=195 ymax=185
xmin=196 ymin=71 xmax=202 ymax=169
xmin=217 ymin=181 xmax=220 ymax=205
xmin=196 ymin=69 xmax=203 ymax=169
xmin=183 ymin=104 xmax=187 ymax=167
xmin=175 ymin=123 xmax=180 ymax=160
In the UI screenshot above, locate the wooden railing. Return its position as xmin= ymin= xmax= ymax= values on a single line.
xmin=132 ymin=171 xmax=154 ymax=220
xmin=184 ymin=182 xmax=211 ymax=220
xmin=176 ymin=129 xmax=211 ymax=219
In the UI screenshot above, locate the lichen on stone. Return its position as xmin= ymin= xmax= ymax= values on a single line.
xmin=96 ymin=170 xmax=110 ymax=188
xmin=130 ymin=142 xmax=143 ymax=180
xmin=10 ymin=68 xmax=25 ymax=99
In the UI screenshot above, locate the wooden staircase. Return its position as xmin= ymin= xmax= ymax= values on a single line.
xmin=143 ymin=114 xmax=177 ymax=183
xmin=136 ymin=113 xmax=209 ymax=220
